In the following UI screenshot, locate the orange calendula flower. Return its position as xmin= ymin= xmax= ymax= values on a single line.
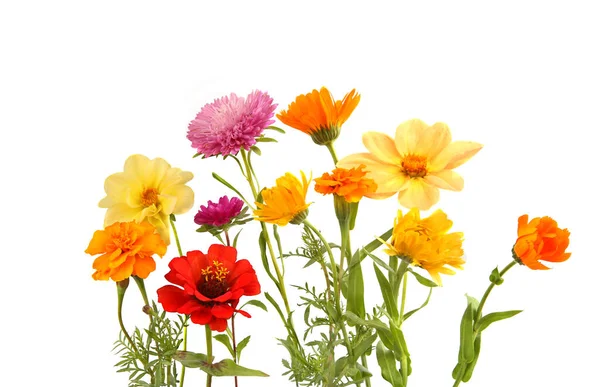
xmin=277 ymin=87 xmax=360 ymax=145
xmin=337 ymin=119 xmax=483 ymax=210
xmin=253 ymin=171 xmax=311 ymax=226
xmin=513 ymin=215 xmax=571 ymax=270
xmin=314 ymin=165 xmax=377 ymax=203
xmin=85 ymin=221 xmax=167 ymax=281
xmin=382 ymin=208 xmax=464 ymax=285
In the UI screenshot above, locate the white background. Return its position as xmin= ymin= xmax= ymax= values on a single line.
xmin=1 ymin=1 xmax=598 ymax=386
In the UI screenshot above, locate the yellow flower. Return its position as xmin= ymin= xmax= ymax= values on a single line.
xmin=337 ymin=119 xmax=482 ymax=210
xmin=383 ymin=208 xmax=464 ymax=285
xmin=276 ymin=87 xmax=360 ymax=146
xmin=85 ymin=221 xmax=167 ymax=281
xmin=253 ymin=171 xmax=311 ymax=226
xmin=99 ymin=154 xmax=194 ymax=245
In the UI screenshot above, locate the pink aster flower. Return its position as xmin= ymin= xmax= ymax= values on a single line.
xmin=187 ymin=90 xmax=277 ymax=157
xmin=194 ymin=196 xmax=245 ymax=227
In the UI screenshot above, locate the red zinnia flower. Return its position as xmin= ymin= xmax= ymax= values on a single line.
xmin=157 ymin=244 xmax=260 ymax=331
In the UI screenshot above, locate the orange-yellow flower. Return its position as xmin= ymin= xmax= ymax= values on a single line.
xmin=513 ymin=215 xmax=571 ymax=270
xmin=253 ymin=171 xmax=311 ymax=226
xmin=382 ymin=208 xmax=464 ymax=285
xmin=314 ymin=165 xmax=377 ymax=203
xmin=276 ymin=87 xmax=360 ymax=145
xmin=337 ymin=119 xmax=483 ymax=210
xmin=85 ymin=221 xmax=167 ymax=281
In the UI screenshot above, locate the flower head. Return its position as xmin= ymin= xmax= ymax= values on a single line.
xmin=383 ymin=208 xmax=464 ymax=285
xmin=157 ymin=244 xmax=261 ymax=332
xmin=187 ymin=90 xmax=277 ymax=157
xmin=337 ymin=119 xmax=483 ymax=210
xmin=98 ymin=154 xmax=194 ymax=245
xmin=195 ymin=196 xmax=245 ymax=227
xmin=314 ymin=165 xmax=377 ymax=203
xmin=513 ymin=215 xmax=571 ymax=270
xmin=85 ymin=221 xmax=167 ymax=281
xmin=254 ymin=171 xmax=311 ymax=226
xmin=277 ymin=87 xmax=360 ymax=146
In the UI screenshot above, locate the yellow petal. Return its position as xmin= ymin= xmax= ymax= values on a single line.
xmin=413 ymin=122 xmax=452 ymax=159
xmin=104 ymin=204 xmax=143 ymax=227
xmin=430 ymin=141 xmax=483 ymax=171
xmin=397 ymin=179 xmax=440 ymax=210
xmin=362 ymin=131 xmax=402 ymax=164
xmin=395 ymin=119 xmax=428 ymax=155
xmin=424 ymin=170 xmax=464 ymax=191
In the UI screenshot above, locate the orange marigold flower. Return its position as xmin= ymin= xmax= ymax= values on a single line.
xmin=314 ymin=165 xmax=377 ymax=203
xmin=276 ymin=87 xmax=360 ymax=146
xmin=254 ymin=171 xmax=311 ymax=226
xmin=85 ymin=221 xmax=167 ymax=281
xmin=513 ymin=215 xmax=571 ymax=270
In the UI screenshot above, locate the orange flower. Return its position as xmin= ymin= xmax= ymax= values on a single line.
xmin=276 ymin=87 xmax=360 ymax=145
xmin=314 ymin=165 xmax=377 ymax=203
xmin=85 ymin=221 xmax=167 ymax=281
xmin=253 ymin=171 xmax=312 ymax=226
xmin=513 ymin=215 xmax=571 ymax=270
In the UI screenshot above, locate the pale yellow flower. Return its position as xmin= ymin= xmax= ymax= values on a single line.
xmin=337 ymin=119 xmax=482 ymax=210
xmin=99 ymin=154 xmax=194 ymax=245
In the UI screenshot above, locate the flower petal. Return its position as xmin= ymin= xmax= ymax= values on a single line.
xmin=430 ymin=141 xmax=483 ymax=171
xmin=395 ymin=119 xmax=428 ymax=155
xmin=413 ymin=122 xmax=452 ymax=159
xmin=424 ymin=170 xmax=464 ymax=191
xmin=157 ymin=285 xmax=191 ymax=312
xmin=211 ymin=304 xmax=235 ymax=319
xmin=362 ymin=132 xmax=402 ymax=164
xmin=397 ymin=179 xmax=440 ymax=210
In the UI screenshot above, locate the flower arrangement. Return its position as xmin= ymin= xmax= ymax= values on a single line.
xmin=84 ymin=86 xmax=571 ymax=387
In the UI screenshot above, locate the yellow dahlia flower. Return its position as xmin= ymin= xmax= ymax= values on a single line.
xmin=98 ymin=154 xmax=194 ymax=245
xmin=253 ymin=171 xmax=311 ymax=226
xmin=337 ymin=119 xmax=482 ymax=210
xmin=383 ymin=208 xmax=464 ymax=285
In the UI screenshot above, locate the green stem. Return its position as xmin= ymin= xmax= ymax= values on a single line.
xmin=117 ymin=280 xmax=136 ymax=351
xmin=325 ymin=142 xmax=339 ymax=165
xmin=303 ymin=219 xmax=355 ymax=361
xmin=205 ymin=325 xmax=213 ymax=387
xmin=170 ymin=215 xmax=187 ymax=387
xmin=475 ymin=260 xmax=518 ymax=323
xmin=398 ymin=271 xmax=408 ymax=326
xmin=232 ymin=316 xmax=239 ymax=387
xmin=240 ymin=149 xmax=291 ymax=314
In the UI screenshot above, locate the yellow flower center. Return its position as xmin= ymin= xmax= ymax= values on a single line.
xmin=199 ymin=260 xmax=230 ymax=298
xmin=401 ymin=154 xmax=428 ymax=178
xmin=140 ymin=188 xmax=159 ymax=207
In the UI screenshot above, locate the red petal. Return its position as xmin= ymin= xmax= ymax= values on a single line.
xmin=157 ymin=285 xmax=191 ymax=312
xmin=236 ymin=309 xmax=251 ymax=318
xmin=190 ymin=306 xmax=212 ymax=325
xmin=209 ymin=318 xmax=228 ymax=332
xmin=211 ymin=304 xmax=234 ymax=319
xmin=208 ymin=244 xmax=237 ymax=266
xmin=227 ymin=259 xmax=254 ymax=283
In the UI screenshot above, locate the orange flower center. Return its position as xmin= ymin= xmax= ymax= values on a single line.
xmin=198 ymin=260 xmax=230 ymax=298
xmin=141 ymin=188 xmax=159 ymax=207
xmin=401 ymin=154 xmax=428 ymax=178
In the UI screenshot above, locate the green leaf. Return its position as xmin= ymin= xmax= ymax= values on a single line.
xmin=373 ymin=264 xmax=399 ymax=322
xmin=239 ymin=299 xmax=268 ymax=313
xmin=376 ymin=341 xmax=404 ymax=387
xmin=173 ymin=351 xmax=268 ymax=377
xmin=256 ymin=136 xmax=278 ymax=143
xmin=403 ymin=287 xmax=433 ymax=321
xmin=236 ymin=335 xmax=251 ymax=362
xmin=212 ymin=173 xmax=250 ymax=205
xmin=259 ymin=231 xmax=278 ymax=285
xmin=347 ymin=252 xmax=366 ymax=320
xmin=364 ymin=250 xmax=395 ymax=273
xmin=232 ymin=229 xmax=243 ymax=248
xmin=408 ymin=269 xmax=438 ymax=288
xmin=475 ymin=310 xmax=523 ymax=333
xmin=352 ymin=333 xmax=378 ymax=360
xmin=250 ymin=146 xmax=261 ymax=155
xmin=214 ymin=334 xmax=234 ymax=358
xmin=462 ymin=335 xmax=481 ymax=382
xmin=349 ymin=228 xmax=393 ymax=270
xmin=458 ymin=295 xmax=479 ymax=363
xmin=265 ymin=125 xmax=286 ymax=133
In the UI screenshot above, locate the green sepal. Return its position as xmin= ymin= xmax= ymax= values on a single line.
xmin=489 ymin=266 xmax=504 ymax=285
xmin=173 ymin=351 xmax=268 ymax=376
